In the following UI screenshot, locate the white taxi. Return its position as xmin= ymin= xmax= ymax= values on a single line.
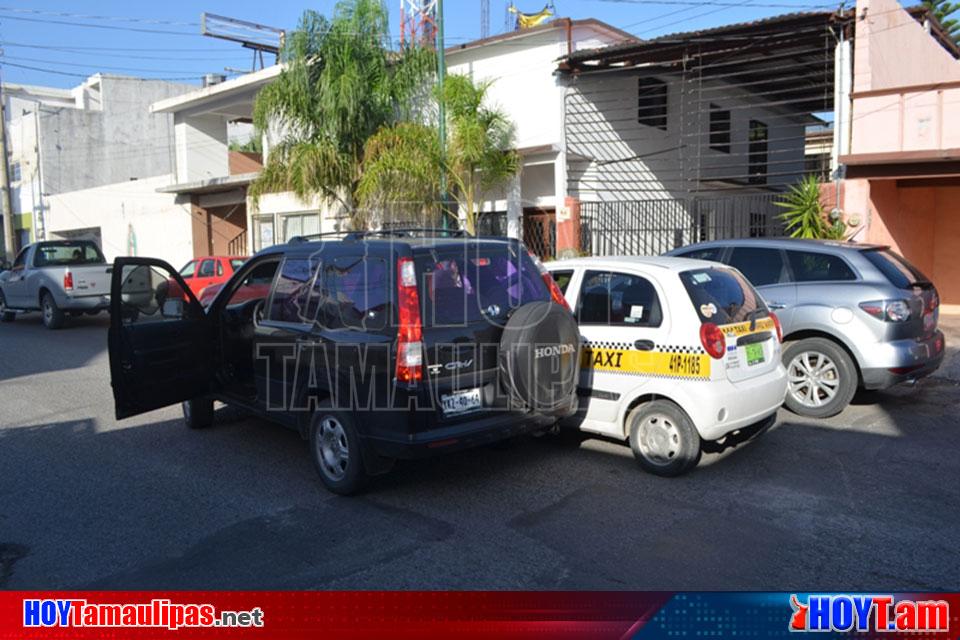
xmin=546 ymin=256 xmax=788 ymax=476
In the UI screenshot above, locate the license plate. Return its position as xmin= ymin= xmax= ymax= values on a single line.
xmin=744 ymin=342 xmax=765 ymax=366
xmin=441 ymin=388 xmax=482 ymax=416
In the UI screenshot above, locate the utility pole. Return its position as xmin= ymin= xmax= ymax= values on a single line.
xmin=0 ymin=69 xmax=15 ymax=259
xmin=436 ymin=0 xmax=449 ymax=229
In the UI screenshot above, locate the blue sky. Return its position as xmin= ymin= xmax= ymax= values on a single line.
xmin=0 ymin=0 xmax=833 ymax=89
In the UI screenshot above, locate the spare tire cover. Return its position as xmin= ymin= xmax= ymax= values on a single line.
xmin=498 ymin=301 xmax=581 ymax=413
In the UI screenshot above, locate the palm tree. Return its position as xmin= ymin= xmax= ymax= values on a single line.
xmin=358 ymin=74 xmax=521 ymax=233
xmin=249 ymin=0 xmax=435 ymax=230
xmin=441 ymin=74 xmax=521 ymax=234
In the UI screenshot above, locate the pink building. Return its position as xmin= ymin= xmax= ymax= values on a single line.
xmin=838 ymin=0 xmax=960 ymax=308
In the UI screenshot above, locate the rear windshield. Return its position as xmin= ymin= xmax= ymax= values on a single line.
xmin=34 ymin=241 xmax=105 ymax=267
xmin=679 ymin=267 xmax=768 ymax=325
xmin=862 ymin=248 xmax=930 ymax=289
xmin=415 ymin=244 xmax=549 ymax=326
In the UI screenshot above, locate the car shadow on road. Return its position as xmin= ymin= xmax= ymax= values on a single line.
xmin=0 ymin=315 xmax=110 ymax=382
xmin=2 ymin=388 xmax=958 ymax=590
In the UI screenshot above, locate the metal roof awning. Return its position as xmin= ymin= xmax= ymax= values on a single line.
xmin=156 ymin=172 xmax=259 ymax=196
xmin=558 ymin=11 xmax=853 ymax=115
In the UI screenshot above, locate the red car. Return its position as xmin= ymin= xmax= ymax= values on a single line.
xmin=178 ymin=256 xmax=247 ymax=297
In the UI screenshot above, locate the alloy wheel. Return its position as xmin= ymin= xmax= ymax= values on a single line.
xmin=787 ymin=351 xmax=840 ymax=409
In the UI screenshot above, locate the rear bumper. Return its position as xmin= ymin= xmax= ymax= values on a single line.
xmin=363 ymin=411 xmax=557 ymax=460
xmin=679 ymin=365 xmax=787 ymax=441
xmin=859 ymin=330 xmax=945 ymax=390
xmin=58 ymin=293 xmax=111 ymax=311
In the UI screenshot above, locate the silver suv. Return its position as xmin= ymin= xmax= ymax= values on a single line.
xmin=667 ymin=239 xmax=944 ymax=417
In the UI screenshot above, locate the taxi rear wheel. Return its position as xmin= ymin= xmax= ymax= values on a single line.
xmin=628 ymin=400 xmax=701 ymax=477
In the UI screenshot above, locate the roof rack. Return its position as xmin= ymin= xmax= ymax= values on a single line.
xmin=354 ymin=227 xmax=470 ymax=239
xmin=287 ymin=227 xmax=471 ymax=244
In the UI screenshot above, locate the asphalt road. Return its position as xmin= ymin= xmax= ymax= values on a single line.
xmin=2 ymin=311 xmax=959 ymax=590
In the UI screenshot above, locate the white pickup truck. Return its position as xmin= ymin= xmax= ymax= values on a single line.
xmin=0 ymin=240 xmax=112 ymax=329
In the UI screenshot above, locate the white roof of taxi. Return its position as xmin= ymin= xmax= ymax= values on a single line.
xmin=545 ymin=255 xmax=720 ymax=273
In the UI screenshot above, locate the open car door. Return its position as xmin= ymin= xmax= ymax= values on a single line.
xmin=109 ymin=257 xmax=213 ymax=419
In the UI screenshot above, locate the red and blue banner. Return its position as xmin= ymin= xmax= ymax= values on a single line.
xmin=2 ymin=592 xmax=958 ymax=638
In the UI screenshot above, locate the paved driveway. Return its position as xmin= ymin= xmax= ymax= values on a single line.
xmin=1 ymin=311 xmax=958 ymax=590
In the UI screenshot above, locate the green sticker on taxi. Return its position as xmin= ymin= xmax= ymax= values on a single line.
xmin=744 ymin=342 xmax=764 ymax=366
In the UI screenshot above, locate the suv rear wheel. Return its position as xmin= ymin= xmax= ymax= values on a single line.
xmin=310 ymin=409 xmax=369 ymax=495
xmin=182 ymin=397 xmax=214 ymax=429
xmin=627 ymin=400 xmax=701 ymax=477
xmin=783 ymin=337 xmax=857 ymax=418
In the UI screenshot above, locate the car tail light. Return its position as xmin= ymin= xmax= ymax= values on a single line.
xmin=769 ymin=311 xmax=783 ymax=343
xmin=859 ymin=299 xmax=911 ymax=322
xmin=700 ymin=322 xmax=726 ymax=359
xmin=396 ymin=257 xmax=423 ymax=385
xmin=527 ymin=251 xmax=571 ymax=311
xmin=928 ymin=290 xmax=939 ymax=313
xmin=63 ymin=271 xmax=74 ymax=292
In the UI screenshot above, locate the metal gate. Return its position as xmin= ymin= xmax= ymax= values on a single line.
xmin=579 ymin=194 xmax=785 ymax=257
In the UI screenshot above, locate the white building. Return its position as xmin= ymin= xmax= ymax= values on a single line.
xmin=3 ymin=75 xmax=196 ymax=265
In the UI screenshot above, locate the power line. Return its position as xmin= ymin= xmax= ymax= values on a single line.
xmin=0 ymin=6 xmax=199 ymax=27
xmin=0 ymin=13 xmax=201 ymax=37
xmin=1 ymin=55 xmax=237 ymax=76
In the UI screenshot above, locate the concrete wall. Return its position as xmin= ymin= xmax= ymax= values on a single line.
xmin=174 ymin=112 xmax=229 ymax=183
xmin=38 ymin=77 xmax=194 ymax=195
xmin=43 ymin=174 xmax=194 ymax=269
xmin=850 ymin=0 xmax=960 ymax=157
xmin=446 ymin=24 xmax=625 ymax=152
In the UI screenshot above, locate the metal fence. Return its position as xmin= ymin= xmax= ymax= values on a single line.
xmin=579 ymin=194 xmax=786 ymax=257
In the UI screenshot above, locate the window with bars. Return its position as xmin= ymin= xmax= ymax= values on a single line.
xmin=748 ymin=120 xmax=769 ymax=185
xmin=637 ymin=78 xmax=668 ymax=130
xmin=709 ymin=105 xmax=731 ymax=153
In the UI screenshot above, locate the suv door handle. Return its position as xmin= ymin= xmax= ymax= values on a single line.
xmin=634 ymin=339 xmax=655 ymax=351
xmin=767 ymin=302 xmax=787 ymax=310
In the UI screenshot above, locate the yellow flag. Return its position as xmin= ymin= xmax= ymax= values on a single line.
xmin=508 ymin=4 xmax=554 ymax=30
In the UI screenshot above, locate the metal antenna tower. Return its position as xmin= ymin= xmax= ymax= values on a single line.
xmin=481 ymin=0 xmax=490 ymax=38
xmin=399 ymin=0 xmax=438 ymax=47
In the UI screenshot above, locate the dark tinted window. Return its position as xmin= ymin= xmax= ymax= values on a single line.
xmin=577 ymin=270 xmax=662 ymax=327
xmin=317 ymin=256 xmax=390 ymax=332
xmin=709 ymin=105 xmax=731 ymax=153
xmin=198 ymin=259 xmax=215 ymax=278
xmin=179 ymin=260 xmax=196 ymax=278
xmin=33 ymin=241 xmax=105 ymax=266
xmin=727 ymin=247 xmax=787 ymax=287
xmin=787 ymin=250 xmax=857 ymax=282
xmin=675 ymin=246 xmax=724 ymax=262
xmin=416 ymin=245 xmax=549 ymax=327
xmin=862 ymin=248 xmax=930 ymax=289
xmin=680 ymin=267 xmax=767 ymax=324
xmin=637 ymin=78 xmax=667 ymax=130
xmin=550 ymin=270 xmax=574 ymax=295
xmin=267 ymin=257 xmax=315 ymax=324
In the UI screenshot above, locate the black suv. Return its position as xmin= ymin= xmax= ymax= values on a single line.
xmin=108 ymin=231 xmax=580 ymax=494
